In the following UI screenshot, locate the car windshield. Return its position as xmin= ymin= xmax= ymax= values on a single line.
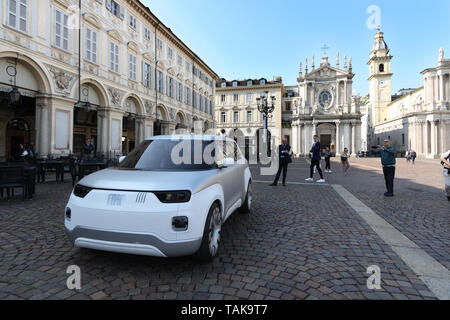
xmin=118 ymin=138 xmax=220 ymax=171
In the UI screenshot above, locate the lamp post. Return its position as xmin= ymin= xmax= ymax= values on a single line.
xmin=256 ymin=91 xmax=275 ymax=152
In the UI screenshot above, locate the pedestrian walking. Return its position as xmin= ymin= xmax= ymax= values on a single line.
xmin=323 ymin=147 xmax=332 ymax=173
xmin=411 ymin=150 xmax=417 ymax=164
xmin=439 ymin=150 xmax=450 ymax=201
xmin=305 ymin=135 xmax=325 ymax=183
xmin=406 ymin=149 xmax=411 ymax=163
xmin=341 ymin=148 xmax=350 ymax=174
xmin=373 ymin=139 xmax=396 ymax=197
xmin=270 ymin=136 xmax=292 ymax=187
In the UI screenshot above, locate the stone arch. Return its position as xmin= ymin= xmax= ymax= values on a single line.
xmin=175 ymin=111 xmax=187 ymax=125
xmin=70 ymin=78 xmax=109 ymax=106
xmin=156 ymin=104 xmax=169 ymax=121
xmin=121 ymin=93 xmax=145 ymax=116
xmin=0 ymin=52 xmax=53 ymax=93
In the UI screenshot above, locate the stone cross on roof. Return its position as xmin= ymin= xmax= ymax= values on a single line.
xmin=321 ymin=44 xmax=330 ymax=55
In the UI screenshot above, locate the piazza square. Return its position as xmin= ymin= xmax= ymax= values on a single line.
xmin=0 ymin=0 xmax=449 ymax=306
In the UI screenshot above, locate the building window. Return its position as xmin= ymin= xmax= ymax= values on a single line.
xmin=232 ymin=81 xmax=238 ymax=87
xmin=221 ymin=82 xmax=226 ymax=88
xmin=85 ymin=27 xmax=97 ymax=63
xmin=157 ymin=71 xmax=164 ymax=93
xmin=379 ymin=64 xmax=384 ymax=72
xmin=157 ymin=38 xmax=163 ymax=51
xmin=167 ymin=47 xmax=173 ymax=59
xmin=178 ymin=82 xmax=183 ymax=101
xmin=185 ymin=61 xmax=191 ymax=73
xmin=402 ymin=134 xmax=405 ymax=146
xmin=109 ymin=42 xmax=119 ymax=73
xmin=247 ymin=111 xmax=252 ymax=123
xmin=233 ymin=94 xmax=239 ymax=102
xmin=107 ymin=0 xmax=123 ymax=19
xmin=247 ymin=93 xmax=252 ymax=102
xmin=186 ymin=87 xmax=191 ymax=105
xmin=128 ymin=53 xmax=136 ymax=80
xmin=177 ymin=55 xmax=183 ymax=65
xmin=143 ymin=62 xmax=152 ymax=88
xmin=221 ymin=112 xmax=226 ymax=123
xmin=54 ymin=9 xmax=68 ymax=50
xmin=221 ymin=95 xmax=226 ymax=103
xmin=168 ymin=77 xmax=174 ymax=98
xmin=144 ymin=27 xmax=151 ymax=40
xmin=260 ymin=79 xmax=266 ymax=85
xmin=129 ymin=14 xmax=136 ymax=29
xmin=233 ymin=111 xmax=239 ymax=123
xmin=247 ymin=80 xmax=252 ymax=86
xmin=8 ymin=0 xmax=27 ymax=33
xmin=285 ymin=102 xmax=291 ymax=111
xmin=193 ymin=92 xmax=198 ymax=108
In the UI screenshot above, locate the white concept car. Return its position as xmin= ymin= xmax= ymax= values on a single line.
xmin=65 ymin=135 xmax=252 ymax=261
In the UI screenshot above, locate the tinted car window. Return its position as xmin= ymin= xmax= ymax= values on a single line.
xmin=118 ymin=138 xmax=217 ymax=171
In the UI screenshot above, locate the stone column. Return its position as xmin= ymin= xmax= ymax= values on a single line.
xmin=144 ymin=118 xmax=155 ymax=139
xmin=36 ymin=96 xmax=50 ymax=158
xmin=343 ymin=121 xmax=350 ymax=152
xmin=292 ymin=120 xmax=298 ymax=156
xmin=304 ymin=122 xmax=311 ymax=155
xmin=351 ymin=121 xmax=356 ymax=155
xmin=335 ymin=120 xmax=341 ymax=155
xmin=355 ymin=122 xmax=362 ymax=153
xmin=298 ymin=123 xmax=303 ymax=156
xmin=135 ymin=116 xmax=145 ymax=144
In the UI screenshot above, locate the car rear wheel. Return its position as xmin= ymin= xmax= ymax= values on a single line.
xmin=195 ymin=202 xmax=222 ymax=261
xmin=239 ymin=181 xmax=252 ymax=214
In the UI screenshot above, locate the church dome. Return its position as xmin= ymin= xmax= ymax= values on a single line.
xmin=372 ymin=31 xmax=388 ymax=51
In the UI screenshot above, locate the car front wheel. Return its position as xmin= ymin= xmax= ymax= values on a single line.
xmin=239 ymin=181 xmax=252 ymax=214
xmin=195 ymin=202 xmax=222 ymax=261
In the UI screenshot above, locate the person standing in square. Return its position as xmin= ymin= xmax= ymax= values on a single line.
xmin=270 ymin=136 xmax=292 ymax=187
xmin=373 ymin=139 xmax=396 ymax=197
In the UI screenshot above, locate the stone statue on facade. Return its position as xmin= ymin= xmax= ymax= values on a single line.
xmin=49 ymin=68 xmax=73 ymax=92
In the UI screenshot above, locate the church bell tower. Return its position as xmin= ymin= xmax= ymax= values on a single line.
xmin=368 ymin=30 xmax=393 ymax=126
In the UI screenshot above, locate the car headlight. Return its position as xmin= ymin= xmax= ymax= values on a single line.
xmin=73 ymin=185 xmax=92 ymax=198
xmin=154 ymin=191 xmax=191 ymax=203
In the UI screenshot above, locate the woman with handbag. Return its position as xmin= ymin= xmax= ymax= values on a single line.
xmin=341 ymin=148 xmax=350 ymax=174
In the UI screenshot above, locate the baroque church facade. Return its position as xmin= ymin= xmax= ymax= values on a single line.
xmin=365 ymin=31 xmax=450 ymax=159
xmin=290 ymin=53 xmax=362 ymax=156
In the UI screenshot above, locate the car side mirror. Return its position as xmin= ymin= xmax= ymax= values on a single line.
xmin=221 ymin=157 xmax=235 ymax=168
xmin=119 ymin=156 xmax=126 ymax=163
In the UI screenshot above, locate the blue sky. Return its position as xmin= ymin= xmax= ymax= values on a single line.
xmin=143 ymin=0 xmax=450 ymax=95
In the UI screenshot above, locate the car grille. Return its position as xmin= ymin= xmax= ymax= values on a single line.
xmin=135 ymin=192 xmax=147 ymax=204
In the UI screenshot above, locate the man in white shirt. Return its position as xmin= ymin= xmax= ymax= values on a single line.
xmin=440 ymin=150 xmax=450 ymax=201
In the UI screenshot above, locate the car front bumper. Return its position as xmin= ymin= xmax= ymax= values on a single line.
xmin=66 ymin=226 xmax=202 ymax=257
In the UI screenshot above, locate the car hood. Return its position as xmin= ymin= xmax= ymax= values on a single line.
xmin=78 ymin=168 xmax=219 ymax=194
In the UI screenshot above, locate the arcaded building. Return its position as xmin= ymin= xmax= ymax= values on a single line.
xmin=0 ymin=0 xmax=218 ymax=161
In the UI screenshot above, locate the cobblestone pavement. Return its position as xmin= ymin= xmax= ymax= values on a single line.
xmin=0 ymin=158 xmax=447 ymax=300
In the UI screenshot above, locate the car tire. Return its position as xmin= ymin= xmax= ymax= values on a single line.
xmin=239 ymin=180 xmax=252 ymax=214
xmin=195 ymin=202 xmax=222 ymax=261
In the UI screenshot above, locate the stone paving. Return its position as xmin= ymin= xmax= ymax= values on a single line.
xmin=0 ymin=158 xmax=447 ymax=300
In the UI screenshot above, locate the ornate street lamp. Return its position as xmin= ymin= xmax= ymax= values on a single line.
xmin=256 ymin=91 xmax=275 ymax=149
xmin=6 ymin=58 xmax=21 ymax=106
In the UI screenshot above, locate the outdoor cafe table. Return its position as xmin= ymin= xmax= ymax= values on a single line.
xmin=37 ymin=160 xmax=64 ymax=183
xmin=0 ymin=164 xmax=36 ymax=199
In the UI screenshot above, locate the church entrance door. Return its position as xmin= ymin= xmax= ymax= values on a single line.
xmin=320 ymin=134 xmax=332 ymax=152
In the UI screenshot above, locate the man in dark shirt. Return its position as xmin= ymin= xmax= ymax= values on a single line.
xmin=270 ymin=136 xmax=292 ymax=187
xmin=373 ymin=139 xmax=396 ymax=197
xmin=306 ymin=135 xmax=325 ymax=183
